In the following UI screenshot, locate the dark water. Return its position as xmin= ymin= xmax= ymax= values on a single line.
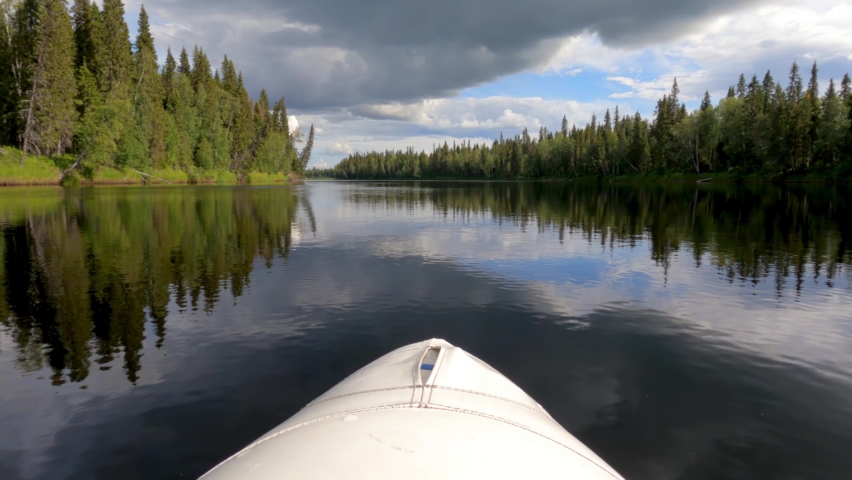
xmin=1 ymin=182 xmax=851 ymax=480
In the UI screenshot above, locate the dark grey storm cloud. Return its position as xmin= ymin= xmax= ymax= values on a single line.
xmin=146 ymin=0 xmax=767 ymax=108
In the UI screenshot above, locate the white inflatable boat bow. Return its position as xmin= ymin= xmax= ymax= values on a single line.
xmin=201 ymin=339 xmax=625 ymax=479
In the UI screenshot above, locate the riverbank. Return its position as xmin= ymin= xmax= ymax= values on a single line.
xmin=0 ymin=147 xmax=293 ymax=186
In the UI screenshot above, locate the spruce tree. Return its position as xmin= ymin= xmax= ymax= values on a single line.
xmin=700 ymin=91 xmax=712 ymax=111
xmin=627 ymin=111 xmax=648 ymax=171
xmin=178 ymin=46 xmax=190 ymax=74
xmin=297 ymin=124 xmax=314 ymax=173
xmin=816 ymin=78 xmax=848 ymax=165
xmin=787 ymin=61 xmax=806 ymax=169
xmin=0 ymin=5 xmax=16 ymax=144
xmin=32 ymin=0 xmax=78 ymax=157
xmin=12 ymin=0 xmax=40 ymax=96
xmin=71 ymin=0 xmax=100 ymax=70
xmin=256 ymin=88 xmax=269 ymax=122
xmin=2 ymin=0 xmax=40 ymax=145
xmin=129 ymin=5 xmax=167 ymax=167
xmin=840 ymin=73 xmax=851 ymax=102
xmin=736 ymin=74 xmax=746 ymax=99
xmin=98 ymin=0 xmax=133 ymax=96
xmin=762 ymin=70 xmax=775 ymax=110
xmin=162 ymin=46 xmax=176 ymax=104
xmin=190 ymin=46 xmax=211 ymax=90
xmin=561 ymin=115 xmax=568 ymax=136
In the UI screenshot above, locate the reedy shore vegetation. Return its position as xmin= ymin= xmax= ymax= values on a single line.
xmin=0 ymin=0 xmax=313 ymax=185
xmin=309 ymin=63 xmax=852 ymax=183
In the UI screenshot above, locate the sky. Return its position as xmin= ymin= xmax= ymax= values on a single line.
xmin=125 ymin=0 xmax=852 ymax=169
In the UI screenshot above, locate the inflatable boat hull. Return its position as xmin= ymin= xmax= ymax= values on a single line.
xmin=200 ymin=339 xmax=625 ymax=479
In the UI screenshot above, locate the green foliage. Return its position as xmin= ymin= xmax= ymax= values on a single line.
xmin=33 ymin=0 xmax=78 ymax=156
xmin=255 ymin=130 xmax=291 ymax=174
xmin=322 ymin=61 xmax=851 ymax=182
xmin=0 ymin=0 xmax=303 ymax=182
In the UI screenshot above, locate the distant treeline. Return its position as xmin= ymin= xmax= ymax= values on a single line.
xmin=0 ymin=0 xmax=312 ymax=180
xmin=308 ymin=62 xmax=852 ymax=181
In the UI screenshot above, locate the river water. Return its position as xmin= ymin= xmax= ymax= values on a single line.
xmin=0 ymin=181 xmax=851 ymax=479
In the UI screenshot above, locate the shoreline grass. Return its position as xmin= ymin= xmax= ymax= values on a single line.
xmin=1 ymin=146 xmax=291 ymax=186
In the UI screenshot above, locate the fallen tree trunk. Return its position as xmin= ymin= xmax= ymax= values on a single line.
xmin=58 ymin=147 xmax=88 ymax=183
xmin=134 ymin=170 xmax=173 ymax=184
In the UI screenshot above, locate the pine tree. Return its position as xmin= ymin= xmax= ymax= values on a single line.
xmin=561 ymin=115 xmax=568 ymax=137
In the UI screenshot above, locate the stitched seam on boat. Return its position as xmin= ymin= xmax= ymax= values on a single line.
xmin=306 ymin=385 xmax=542 ymax=413
xmin=306 ymin=386 xmax=416 ymax=406
xmin=426 ymin=404 xmax=622 ymax=480
xmin=430 ymin=386 xmax=542 ymax=412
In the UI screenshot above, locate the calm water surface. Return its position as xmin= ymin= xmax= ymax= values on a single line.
xmin=1 ymin=181 xmax=851 ymax=479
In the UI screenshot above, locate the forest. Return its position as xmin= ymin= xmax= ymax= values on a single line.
xmin=310 ymin=63 xmax=852 ymax=182
xmin=0 ymin=0 xmax=311 ymax=183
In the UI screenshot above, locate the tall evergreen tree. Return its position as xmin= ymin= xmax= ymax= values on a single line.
xmin=736 ymin=74 xmax=747 ymax=99
xmin=1 ymin=0 xmax=40 ymax=145
xmin=178 ymin=46 xmax=190 ymax=74
xmin=126 ymin=4 xmax=167 ymax=167
xmin=190 ymin=45 xmax=211 ymax=90
xmin=840 ymin=74 xmax=851 ymax=102
xmin=786 ymin=61 xmax=806 ymax=169
xmin=71 ymin=0 xmax=100 ymax=70
xmin=161 ymin=46 xmax=175 ymax=103
xmin=805 ymin=61 xmax=821 ymax=165
xmin=700 ymin=91 xmax=711 ymax=111
xmin=0 ymin=2 xmax=17 ymax=143
xmin=816 ymin=78 xmax=848 ymax=165
xmin=97 ymin=0 xmax=133 ymax=96
xmin=30 ymin=0 xmax=78 ymax=157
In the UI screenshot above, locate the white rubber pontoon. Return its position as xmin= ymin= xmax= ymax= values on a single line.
xmin=201 ymin=339 xmax=625 ymax=479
